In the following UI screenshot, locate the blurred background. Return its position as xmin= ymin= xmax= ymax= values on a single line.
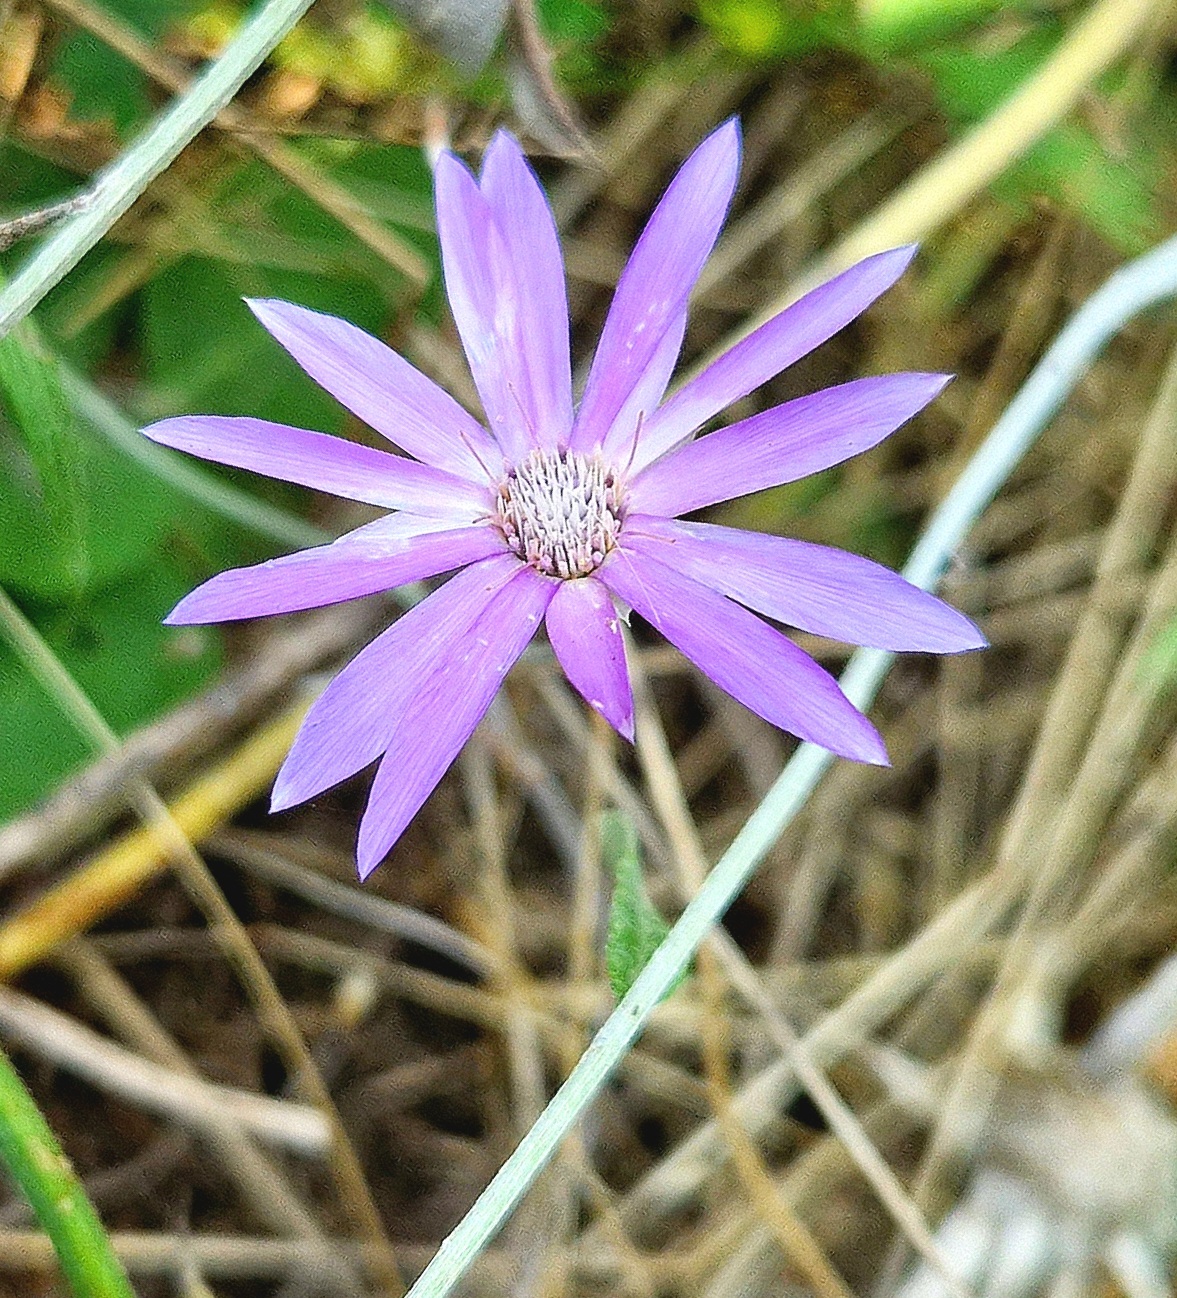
xmin=1 ymin=1 xmax=1177 ymax=1295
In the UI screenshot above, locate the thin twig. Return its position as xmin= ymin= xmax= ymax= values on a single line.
xmin=0 ymin=986 xmax=328 ymax=1155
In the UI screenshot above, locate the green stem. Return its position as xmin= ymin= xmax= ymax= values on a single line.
xmin=0 ymin=0 xmax=319 ymax=340
xmin=405 ymin=233 xmax=1177 ymax=1298
xmin=0 ymin=1043 xmax=136 ymax=1298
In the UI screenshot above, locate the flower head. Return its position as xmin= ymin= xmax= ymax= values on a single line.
xmin=143 ymin=119 xmax=984 ymax=879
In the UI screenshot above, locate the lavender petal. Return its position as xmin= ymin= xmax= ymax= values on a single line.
xmin=435 ymin=153 xmax=535 ymax=463
xmin=166 ymin=517 xmax=504 ymax=625
xmin=569 ymin=120 xmax=742 ymax=458
xmin=479 ymin=131 xmax=574 ymax=450
xmin=247 ymin=298 xmax=502 ymax=481
xmin=624 ymin=516 xmax=986 ymax=652
xmin=628 ymin=373 xmax=950 ymax=517
xmin=635 ymin=246 xmax=919 ymax=470
xmin=600 ymin=548 xmax=888 ymax=764
xmin=356 ymin=565 xmax=557 ymax=877
xmin=142 ymin=415 xmax=490 ymax=516
xmin=271 ymin=554 xmax=523 ymax=813
xmin=545 ymin=576 xmax=634 ymax=740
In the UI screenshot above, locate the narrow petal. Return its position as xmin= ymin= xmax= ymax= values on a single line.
xmin=624 ymin=516 xmax=986 ymax=652
xmin=435 ymin=152 xmax=534 ymax=463
xmin=603 ymin=309 xmax=689 ymax=472
xmin=246 ymin=298 xmax=502 ymax=481
xmin=478 ymin=131 xmax=573 ymax=450
xmin=166 ymin=517 xmax=504 ymax=624
xmin=635 ymin=245 xmax=918 ymax=470
xmin=600 ymin=548 xmax=887 ymax=764
xmin=271 ymin=554 xmax=522 ymax=813
xmin=628 ymin=373 xmax=950 ymax=517
xmin=143 ymin=415 xmax=490 ymax=517
xmin=545 ymin=576 xmax=634 ymax=740
xmin=356 ymin=566 xmax=557 ymax=877
xmin=570 ymin=120 xmax=742 ymax=457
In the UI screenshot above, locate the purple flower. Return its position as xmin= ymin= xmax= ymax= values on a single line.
xmin=143 ymin=119 xmax=984 ymax=879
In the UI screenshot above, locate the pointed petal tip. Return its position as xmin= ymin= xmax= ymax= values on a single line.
xmin=355 ymin=798 xmax=403 ymax=879
xmin=714 ymin=115 xmax=742 ymax=148
xmin=139 ymin=417 xmax=172 ymax=445
xmin=839 ymin=725 xmax=890 ymax=767
xmin=702 ymin=116 xmax=742 ymax=171
xmin=269 ymin=780 xmax=299 ymax=815
xmin=161 ymin=603 xmax=197 ymax=627
xmin=242 ymin=296 xmax=289 ymax=329
xmin=885 ymin=242 xmax=919 ymax=266
xmin=355 ymin=850 xmax=383 ymax=883
xmin=950 ymin=624 xmax=989 ymax=652
xmin=483 ymin=127 xmax=525 ymax=166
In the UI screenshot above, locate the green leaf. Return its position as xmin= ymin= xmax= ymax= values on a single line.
xmin=913 ymin=27 xmax=1165 ymax=253
xmin=604 ymin=811 xmax=687 ymax=1002
xmin=0 ymin=558 xmax=221 ymax=821
xmin=0 ymin=325 xmax=246 ymax=602
xmin=138 ymin=242 xmax=398 ymax=428
xmin=857 ymin=0 xmax=1013 ymax=48
xmin=1139 ymin=616 xmax=1177 ymax=698
xmin=0 ymin=328 xmax=91 ymax=600
xmin=696 ymin=0 xmax=854 ymax=59
xmin=49 ymin=33 xmax=151 ymax=134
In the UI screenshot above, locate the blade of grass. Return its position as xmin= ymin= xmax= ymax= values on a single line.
xmin=403 ymin=231 xmax=1177 ymax=1298
xmin=0 ymin=1042 xmax=136 ymax=1298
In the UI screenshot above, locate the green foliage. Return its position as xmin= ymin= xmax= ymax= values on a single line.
xmin=0 ymin=324 xmax=224 ymax=819
xmin=915 ymin=28 xmax=1162 ymax=253
xmin=694 ymin=1 xmax=1170 ymax=254
xmin=1139 ymin=617 xmax=1177 ymax=698
xmin=47 ymin=1 xmax=206 ymax=135
xmin=697 ymin=0 xmax=853 ymax=60
xmin=603 ymin=811 xmax=688 ymax=1003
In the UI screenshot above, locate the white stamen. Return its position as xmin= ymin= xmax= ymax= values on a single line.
xmin=495 ymin=449 xmax=624 ymax=579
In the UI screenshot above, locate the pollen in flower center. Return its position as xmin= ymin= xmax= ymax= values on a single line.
xmin=494 ymin=449 xmax=624 ymax=579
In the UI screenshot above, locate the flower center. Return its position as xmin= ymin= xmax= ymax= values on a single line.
xmin=495 ymin=449 xmax=624 ymax=579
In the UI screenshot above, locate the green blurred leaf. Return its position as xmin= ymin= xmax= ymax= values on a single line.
xmin=1139 ymin=616 xmax=1177 ymax=697
xmin=857 ymin=0 xmax=1015 ymax=48
xmin=49 ymin=34 xmax=151 ymax=134
xmin=915 ymin=28 xmax=1164 ymax=253
xmin=0 ymin=560 xmax=221 ymax=821
xmin=139 ymin=253 xmax=389 ymax=427
xmin=697 ymin=0 xmax=854 ymax=59
xmin=604 ymin=811 xmax=687 ymax=1003
xmin=0 ymin=328 xmax=90 ymax=600
xmin=0 ymin=648 xmax=92 ymax=822
xmin=0 ymin=325 xmax=242 ymax=601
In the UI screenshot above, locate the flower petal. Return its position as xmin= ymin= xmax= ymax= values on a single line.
xmin=435 ymin=152 xmax=534 ymax=463
xmin=142 ymin=415 xmax=489 ymax=517
xmin=570 ymin=119 xmax=742 ymax=457
xmin=624 ymin=516 xmax=986 ymax=652
xmin=545 ymin=576 xmax=634 ymax=740
xmin=356 ymin=565 xmax=557 ymax=877
xmin=600 ymin=548 xmax=887 ymax=764
xmin=627 ymin=373 xmax=950 ymax=517
xmin=271 ymin=553 xmax=522 ymax=813
xmin=166 ymin=517 xmax=504 ymax=624
xmin=246 ymin=298 xmax=502 ymax=481
xmin=478 ymin=131 xmax=573 ymax=450
xmin=634 ymin=245 xmax=918 ymax=470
